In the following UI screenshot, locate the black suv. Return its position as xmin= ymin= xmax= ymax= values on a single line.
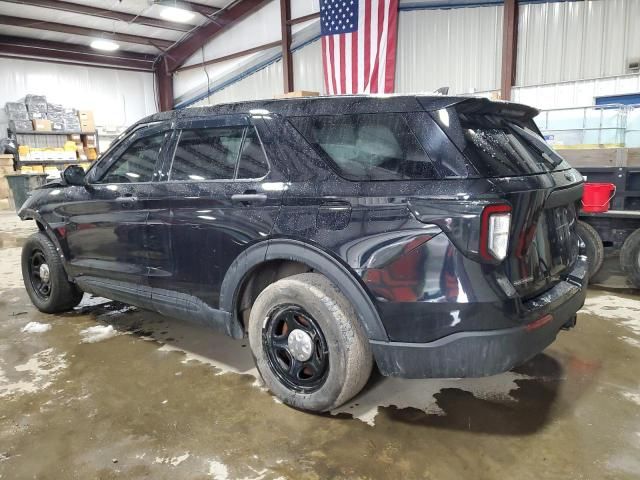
xmin=19 ymin=95 xmax=587 ymax=412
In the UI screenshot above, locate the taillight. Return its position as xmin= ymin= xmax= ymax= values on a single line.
xmin=480 ymin=204 xmax=512 ymax=262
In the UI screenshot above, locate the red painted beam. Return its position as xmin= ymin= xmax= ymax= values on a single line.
xmin=3 ymin=0 xmax=194 ymax=32
xmin=156 ymin=57 xmax=175 ymax=111
xmin=500 ymin=0 xmax=518 ymax=101
xmin=0 ymin=14 xmax=175 ymax=49
xmin=280 ymin=0 xmax=293 ymax=93
xmin=163 ymin=0 xmax=271 ymax=72
xmin=0 ymin=35 xmax=156 ymax=71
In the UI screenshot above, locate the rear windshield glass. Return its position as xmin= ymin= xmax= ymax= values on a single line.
xmin=289 ymin=114 xmax=438 ymax=181
xmin=436 ymin=110 xmax=570 ymax=177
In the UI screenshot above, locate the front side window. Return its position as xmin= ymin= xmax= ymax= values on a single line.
xmin=290 ymin=113 xmax=437 ymax=181
xmin=169 ymin=126 xmax=268 ymax=181
xmin=100 ymin=132 xmax=166 ymax=183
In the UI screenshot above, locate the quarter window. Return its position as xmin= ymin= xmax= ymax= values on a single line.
xmin=100 ymin=132 xmax=166 ymax=183
xmin=290 ymin=114 xmax=437 ymax=181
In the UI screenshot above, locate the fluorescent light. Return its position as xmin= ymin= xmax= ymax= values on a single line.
xmin=160 ymin=5 xmax=195 ymax=23
xmin=91 ymin=39 xmax=119 ymax=51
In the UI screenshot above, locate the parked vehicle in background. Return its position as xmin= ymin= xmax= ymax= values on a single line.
xmin=18 ymin=95 xmax=587 ymax=412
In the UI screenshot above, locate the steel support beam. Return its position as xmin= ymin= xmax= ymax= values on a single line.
xmin=177 ymin=41 xmax=281 ymax=72
xmin=280 ymin=0 xmax=293 ymax=93
xmin=163 ymin=0 xmax=271 ymax=72
xmin=0 ymin=14 xmax=175 ymax=49
xmin=500 ymin=0 xmax=518 ymax=101
xmin=3 ymin=0 xmax=193 ymax=32
xmin=156 ymin=57 xmax=175 ymax=111
xmin=0 ymin=35 xmax=156 ymax=71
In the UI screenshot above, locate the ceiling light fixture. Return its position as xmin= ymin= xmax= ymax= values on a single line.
xmin=90 ymin=39 xmax=120 ymax=51
xmin=160 ymin=5 xmax=196 ymax=23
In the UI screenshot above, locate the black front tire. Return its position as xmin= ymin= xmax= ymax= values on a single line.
xmin=576 ymin=220 xmax=604 ymax=280
xmin=21 ymin=232 xmax=83 ymax=313
xmin=248 ymin=273 xmax=373 ymax=412
xmin=620 ymin=228 xmax=640 ymax=288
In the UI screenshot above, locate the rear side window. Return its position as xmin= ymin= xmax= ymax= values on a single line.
xmin=435 ymin=109 xmax=571 ymax=177
xmin=169 ymin=126 xmax=268 ymax=181
xmin=290 ymin=114 xmax=437 ymax=181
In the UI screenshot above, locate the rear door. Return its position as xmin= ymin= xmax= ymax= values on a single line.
xmin=148 ymin=114 xmax=284 ymax=321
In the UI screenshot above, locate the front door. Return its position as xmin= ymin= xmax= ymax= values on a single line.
xmin=62 ymin=123 xmax=172 ymax=306
xmin=146 ymin=114 xmax=284 ymax=329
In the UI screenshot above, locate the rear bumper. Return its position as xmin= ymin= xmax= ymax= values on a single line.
xmin=371 ymin=256 xmax=588 ymax=378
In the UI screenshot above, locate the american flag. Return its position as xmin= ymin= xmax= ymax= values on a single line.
xmin=320 ymin=0 xmax=399 ymax=95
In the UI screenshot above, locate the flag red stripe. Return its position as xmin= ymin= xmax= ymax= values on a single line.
xmin=384 ymin=0 xmax=399 ymax=93
xmin=369 ymin=0 xmax=386 ymax=94
xmin=363 ymin=0 xmax=371 ymax=92
xmin=321 ymin=36 xmax=330 ymax=94
xmin=351 ymin=32 xmax=358 ymax=94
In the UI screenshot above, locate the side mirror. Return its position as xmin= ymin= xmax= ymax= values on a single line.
xmin=62 ymin=165 xmax=86 ymax=186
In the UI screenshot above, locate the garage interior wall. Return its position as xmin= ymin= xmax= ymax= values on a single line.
xmin=395 ymin=4 xmax=503 ymax=94
xmin=175 ymin=0 xmax=640 ymax=110
xmin=0 ymin=57 xmax=157 ymax=137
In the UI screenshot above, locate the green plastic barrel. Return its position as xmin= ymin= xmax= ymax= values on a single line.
xmin=6 ymin=174 xmax=49 ymax=212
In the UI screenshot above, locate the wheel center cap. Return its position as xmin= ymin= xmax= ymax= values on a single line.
xmin=287 ymin=329 xmax=314 ymax=362
xmin=39 ymin=264 xmax=50 ymax=283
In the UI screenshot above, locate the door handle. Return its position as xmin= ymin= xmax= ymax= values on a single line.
xmin=231 ymin=193 xmax=267 ymax=206
xmin=116 ymin=196 xmax=138 ymax=208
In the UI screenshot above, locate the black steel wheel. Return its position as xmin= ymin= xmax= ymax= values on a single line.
xmin=22 ymin=232 xmax=84 ymax=313
xmin=248 ymin=273 xmax=373 ymax=412
xmin=262 ymin=304 xmax=329 ymax=393
xmin=27 ymin=249 xmax=52 ymax=300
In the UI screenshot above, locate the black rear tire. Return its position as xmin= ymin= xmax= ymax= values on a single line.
xmin=248 ymin=273 xmax=373 ymax=412
xmin=21 ymin=232 xmax=83 ymax=313
xmin=620 ymin=228 xmax=640 ymax=288
xmin=576 ymin=220 xmax=604 ymax=280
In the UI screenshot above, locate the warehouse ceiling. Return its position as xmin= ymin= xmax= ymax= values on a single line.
xmin=0 ymin=0 xmax=237 ymax=71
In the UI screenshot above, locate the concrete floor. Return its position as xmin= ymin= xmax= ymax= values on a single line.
xmin=0 ymin=211 xmax=639 ymax=480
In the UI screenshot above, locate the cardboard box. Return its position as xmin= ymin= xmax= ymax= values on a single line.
xmin=83 ymin=134 xmax=97 ymax=147
xmin=69 ymin=133 xmax=81 ymax=142
xmin=275 ymin=91 xmax=320 ymax=99
xmin=84 ymin=147 xmax=98 ymax=161
xmin=78 ymin=111 xmax=95 ymax=133
xmin=32 ymin=119 xmax=52 ymax=132
xmin=80 ymin=119 xmax=95 ymax=133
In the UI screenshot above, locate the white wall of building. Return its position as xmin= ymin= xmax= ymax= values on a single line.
xmin=395 ymin=5 xmax=503 ymax=94
xmin=517 ymin=0 xmax=640 ymax=87
xmin=0 ymin=57 xmax=156 ymax=133
xmin=174 ymin=0 xmax=640 ymax=110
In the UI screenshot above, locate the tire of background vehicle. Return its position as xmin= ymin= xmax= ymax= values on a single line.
xmin=21 ymin=232 xmax=84 ymax=313
xmin=248 ymin=272 xmax=373 ymax=412
xmin=620 ymin=228 xmax=640 ymax=288
xmin=576 ymin=220 xmax=604 ymax=280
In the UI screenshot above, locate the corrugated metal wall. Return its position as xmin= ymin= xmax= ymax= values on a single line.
xmin=191 ymin=60 xmax=284 ymax=107
xmin=395 ymin=5 xmax=503 ymax=94
xmin=293 ymin=39 xmax=325 ymax=94
xmin=517 ymin=0 xmax=640 ymax=86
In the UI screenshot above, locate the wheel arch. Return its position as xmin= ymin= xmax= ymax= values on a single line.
xmin=220 ymin=239 xmax=388 ymax=342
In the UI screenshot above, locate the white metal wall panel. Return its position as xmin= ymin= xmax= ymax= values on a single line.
xmin=292 ymin=39 xmax=325 ymax=94
xmin=182 ymin=0 xmax=280 ymax=68
xmin=395 ymin=6 xmax=503 ymax=95
xmin=192 ymin=60 xmax=284 ymax=106
xmin=0 ymin=58 xmax=156 ymax=133
xmin=517 ymin=0 xmax=640 ymax=86
xmin=512 ymin=74 xmax=640 ymax=110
